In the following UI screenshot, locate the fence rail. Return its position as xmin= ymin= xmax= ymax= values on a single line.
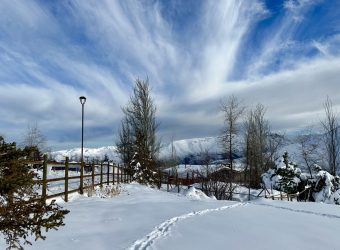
xmin=29 ymin=155 xmax=132 ymax=202
xmin=160 ymin=170 xmax=311 ymax=202
xmin=24 ymin=157 xmax=310 ymax=203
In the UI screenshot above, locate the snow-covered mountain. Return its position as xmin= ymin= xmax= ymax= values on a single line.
xmin=49 ymin=146 xmax=120 ymax=162
xmin=49 ymin=137 xmax=226 ymax=163
xmin=49 ymin=135 xmax=300 ymax=164
xmin=160 ymin=137 xmax=224 ymax=158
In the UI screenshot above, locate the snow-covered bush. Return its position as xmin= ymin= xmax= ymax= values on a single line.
xmin=311 ymin=170 xmax=340 ymax=204
xmin=262 ymin=152 xmax=305 ymax=194
xmin=262 ymin=152 xmax=340 ymax=204
xmin=130 ymin=152 xmax=159 ymax=187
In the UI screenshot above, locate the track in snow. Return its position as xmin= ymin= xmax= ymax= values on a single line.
xmin=127 ymin=202 xmax=248 ymax=250
xmin=255 ymin=203 xmax=340 ymax=219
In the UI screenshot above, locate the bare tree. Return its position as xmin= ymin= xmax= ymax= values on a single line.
xmin=244 ymin=104 xmax=278 ymax=188
xmin=197 ymin=146 xmax=232 ymax=200
xmin=117 ymin=78 xmax=160 ymax=185
xmin=21 ymin=122 xmax=47 ymax=152
xmin=321 ymin=96 xmax=339 ymax=176
xmin=296 ymin=127 xmax=320 ymax=178
xmin=167 ymin=136 xmax=179 ymax=170
xmin=220 ymin=95 xmax=245 ymax=198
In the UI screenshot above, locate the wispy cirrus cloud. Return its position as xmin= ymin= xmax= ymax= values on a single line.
xmin=0 ymin=0 xmax=339 ymax=149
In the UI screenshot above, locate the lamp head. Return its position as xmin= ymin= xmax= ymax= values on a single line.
xmin=79 ymin=96 xmax=86 ymax=105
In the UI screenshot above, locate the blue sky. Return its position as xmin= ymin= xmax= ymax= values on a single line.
xmin=0 ymin=0 xmax=339 ymax=150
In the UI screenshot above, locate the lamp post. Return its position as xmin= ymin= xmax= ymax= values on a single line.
xmin=79 ymin=96 xmax=86 ymax=194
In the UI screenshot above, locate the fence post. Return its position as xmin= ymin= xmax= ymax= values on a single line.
xmin=112 ymin=162 xmax=115 ymax=185
xmin=176 ymin=172 xmax=179 ymax=193
xmin=271 ymin=184 xmax=274 ymax=200
xmin=248 ymin=184 xmax=251 ymax=201
xmin=126 ymin=168 xmax=128 ymax=183
xmin=158 ymin=169 xmax=161 ymax=189
xmin=117 ymin=164 xmax=120 ymax=184
xmin=120 ymin=164 xmax=123 ymax=183
xmin=42 ymin=154 xmax=48 ymax=202
xmin=91 ymin=160 xmax=95 ymax=187
xmin=122 ymin=166 xmax=124 ymax=183
xmin=186 ymin=172 xmax=189 ymax=189
xmin=100 ymin=161 xmax=103 ymax=187
xmin=130 ymin=165 xmax=133 ymax=182
xmin=107 ymin=161 xmax=110 ymax=185
xmin=167 ymin=171 xmax=170 ymax=192
xmin=65 ymin=157 xmax=69 ymax=202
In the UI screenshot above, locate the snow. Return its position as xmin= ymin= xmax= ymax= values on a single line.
xmin=50 ymin=136 xmax=229 ymax=163
xmin=181 ymin=186 xmax=212 ymax=201
xmin=159 ymin=137 xmax=224 ymax=159
xmin=313 ymin=170 xmax=335 ymax=203
xmin=2 ymin=183 xmax=340 ymax=250
xmin=164 ymin=164 xmax=221 ymax=178
xmin=50 ymin=146 xmax=120 ymax=162
xmin=165 ymin=163 xmax=244 ymax=179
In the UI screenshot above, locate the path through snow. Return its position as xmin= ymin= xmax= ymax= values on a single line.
xmin=128 ymin=202 xmax=249 ymax=250
xmin=254 ymin=202 xmax=340 ymax=219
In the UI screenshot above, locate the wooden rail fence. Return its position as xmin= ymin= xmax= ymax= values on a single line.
xmin=31 ymin=155 xmax=132 ymax=202
xmin=25 ymin=157 xmax=310 ymax=203
xmin=160 ymin=170 xmax=311 ymax=202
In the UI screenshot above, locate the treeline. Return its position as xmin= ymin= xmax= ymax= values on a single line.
xmin=116 ymin=78 xmax=339 ymax=194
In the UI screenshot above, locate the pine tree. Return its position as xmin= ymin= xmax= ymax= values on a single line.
xmin=117 ymin=78 xmax=160 ymax=185
xmin=0 ymin=136 xmax=69 ymax=249
xmin=277 ymin=152 xmax=298 ymax=193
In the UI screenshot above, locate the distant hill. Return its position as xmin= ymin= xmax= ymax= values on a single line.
xmin=49 ymin=146 xmax=120 ymax=163
xmin=49 ymin=135 xmax=313 ymax=166
xmin=49 ymin=137 xmax=227 ymax=163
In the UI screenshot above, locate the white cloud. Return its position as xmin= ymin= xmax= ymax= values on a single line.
xmin=0 ymin=0 xmax=339 ymax=149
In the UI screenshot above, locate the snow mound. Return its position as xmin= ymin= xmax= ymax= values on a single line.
xmin=183 ymin=187 xmax=212 ymax=201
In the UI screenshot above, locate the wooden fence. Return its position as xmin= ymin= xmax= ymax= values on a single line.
xmin=25 ymin=157 xmax=310 ymax=203
xmin=31 ymin=155 xmax=132 ymax=202
xmin=160 ymin=170 xmax=311 ymax=202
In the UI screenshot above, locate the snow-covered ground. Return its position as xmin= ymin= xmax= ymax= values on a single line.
xmin=2 ymin=183 xmax=339 ymax=250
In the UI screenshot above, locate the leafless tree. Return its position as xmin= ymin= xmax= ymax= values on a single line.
xmin=21 ymin=122 xmax=47 ymax=152
xmin=220 ymin=95 xmax=245 ymax=198
xmin=197 ymin=145 xmax=234 ymax=200
xmin=168 ymin=137 xmax=180 ymax=169
xmin=296 ymin=127 xmax=320 ymax=178
xmin=244 ymin=104 xmax=280 ymax=188
xmin=321 ymin=96 xmax=339 ymax=176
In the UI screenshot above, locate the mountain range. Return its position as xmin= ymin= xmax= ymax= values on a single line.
xmin=50 ymin=135 xmax=302 ymax=165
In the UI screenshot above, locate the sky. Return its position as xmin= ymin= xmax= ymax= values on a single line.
xmin=0 ymin=0 xmax=339 ymax=150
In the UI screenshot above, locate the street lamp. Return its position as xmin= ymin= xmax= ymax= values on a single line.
xmin=79 ymin=96 xmax=86 ymax=194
